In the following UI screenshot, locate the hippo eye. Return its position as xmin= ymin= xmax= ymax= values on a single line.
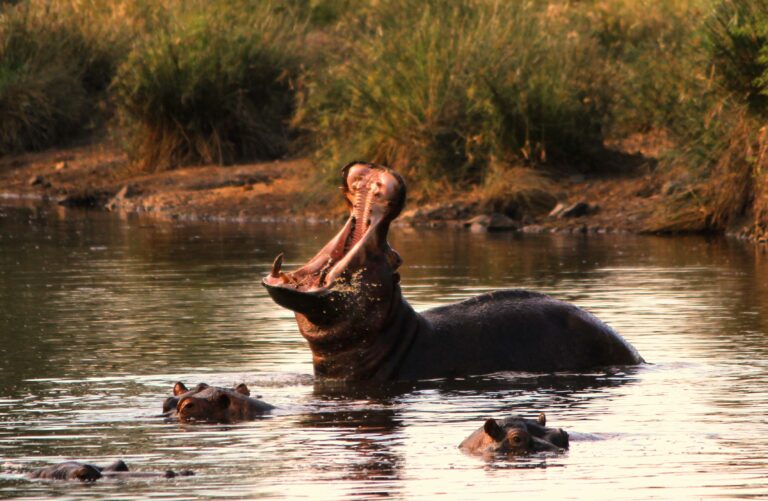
xmin=512 ymin=435 xmax=521 ymax=444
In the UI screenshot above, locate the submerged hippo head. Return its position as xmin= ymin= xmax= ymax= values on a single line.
xmin=164 ymin=381 xmax=273 ymax=423
xmin=262 ymin=162 xmax=408 ymax=378
xmin=162 ymin=382 xmax=210 ymax=414
xmin=28 ymin=460 xmax=192 ymax=481
xmin=459 ymin=413 xmax=569 ymax=457
xmin=28 ymin=461 xmax=104 ymax=482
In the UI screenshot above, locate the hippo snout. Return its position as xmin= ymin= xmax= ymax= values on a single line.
xmin=459 ymin=413 xmax=570 ymax=457
xmin=164 ymin=381 xmax=274 ymax=423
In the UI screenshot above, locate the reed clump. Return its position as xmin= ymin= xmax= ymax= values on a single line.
xmin=647 ymin=0 xmax=768 ymax=239
xmin=475 ymin=160 xmax=558 ymax=219
xmin=0 ymin=0 xmax=129 ymax=154
xmin=298 ymin=1 xmax=613 ymax=196
xmin=111 ymin=1 xmax=305 ymax=171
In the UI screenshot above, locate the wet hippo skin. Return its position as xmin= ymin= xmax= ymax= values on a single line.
xmin=459 ymin=413 xmax=569 ymax=456
xmin=27 ymin=460 xmax=193 ymax=481
xmin=263 ymin=162 xmax=644 ymax=381
xmin=163 ymin=381 xmax=274 ymax=423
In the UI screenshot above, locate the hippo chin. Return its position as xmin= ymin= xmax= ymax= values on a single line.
xmin=28 ymin=460 xmax=194 ymax=481
xmin=262 ymin=161 xmax=644 ymax=381
xmin=459 ymin=413 xmax=569 ymax=456
xmin=164 ymin=381 xmax=274 ymax=423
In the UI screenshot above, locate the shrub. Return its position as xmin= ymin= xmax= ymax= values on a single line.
xmin=475 ymin=160 xmax=558 ymax=219
xmin=706 ymin=0 xmax=768 ymax=115
xmin=299 ymin=0 xmax=611 ymax=194
xmin=0 ymin=0 xmax=128 ymax=154
xmin=111 ymin=1 xmax=305 ymax=171
xmin=648 ymin=0 xmax=768 ymax=238
xmin=586 ymin=0 xmax=711 ymax=136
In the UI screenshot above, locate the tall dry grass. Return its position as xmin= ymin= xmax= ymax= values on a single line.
xmin=111 ymin=1 xmax=306 ymax=171
xmin=0 ymin=0 xmax=130 ymax=154
xmin=646 ymin=0 xmax=768 ymax=238
xmin=298 ymin=1 xmax=615 ymax=198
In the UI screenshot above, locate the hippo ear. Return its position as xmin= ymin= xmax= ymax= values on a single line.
xmin=173 ymin=382 xmax=188 ymax=396
xmin=217 ymin=394 xmax=231 ymax=409
xmin=101 ymin=460 xmax=129 ymax=473
xmin=537 ymin=412 xmax=546 ymax=426
xmin=483 ymin=419 xmax=506 ymax=442
xmin=162 ymin=396 xmax=179 ymax=414
xmin=234 ymin=384 xmax=250 ymax=396
xmin=195 ymin=383 xmax=210 ymax=392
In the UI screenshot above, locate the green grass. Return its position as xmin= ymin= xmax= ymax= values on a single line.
xmin=642 ymin=0 xmax=768 ymax=239
xmin=298 ymin=1 xmax=617 ymax=195
xmin=111 ymin=1 xmax=305 ymax=171
xmin=0 ymin=0 xmax=766 ymax=239
xmin=0 ymin=0 xmax=129 ymax=154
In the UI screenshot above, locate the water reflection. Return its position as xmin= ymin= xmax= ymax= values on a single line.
xmin=1 ymin=204 xmax=768 ymax=499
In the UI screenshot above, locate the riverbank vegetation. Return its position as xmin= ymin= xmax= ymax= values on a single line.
xmin=0 ymin=0 xmax=766 ymax=241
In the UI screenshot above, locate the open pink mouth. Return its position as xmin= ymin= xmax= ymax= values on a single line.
xmin=263 ymin=162 xmax=405 ymax=295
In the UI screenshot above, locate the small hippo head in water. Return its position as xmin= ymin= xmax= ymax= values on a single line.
xmin=27 ymin=460 xmax=125 ymax=482
xmin=164 ymin=381 xmax=274 ymax=423
xmin=262 ymin=162 xmax=407 ymax=378
xmin=459 ymin=413 xmax=569 ymax=456
xmin=28 ymin=460 xmax=193 ymax=481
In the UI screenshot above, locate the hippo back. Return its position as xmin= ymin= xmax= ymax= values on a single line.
xmin=402 ymin=289 xmax=643 ymax=377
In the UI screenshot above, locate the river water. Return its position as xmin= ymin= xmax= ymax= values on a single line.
xmin=0 ymin=204 xmax=767 ymax=500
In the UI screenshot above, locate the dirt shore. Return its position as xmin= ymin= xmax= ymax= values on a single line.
xmin=0 ymin=139 xmax=692 ymax=234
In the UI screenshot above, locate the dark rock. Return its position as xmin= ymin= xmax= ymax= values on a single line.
xmin=105 ymin=185 xmax=136 ymax=211
xmin=521 ymin=224 xmax=547 ymax=234
xmin=548 ymin=202 xmax=566 ymax=218
xmin=464 ymin=213 xmax=519 ymax=233
xmin=550 ymin=201 xmax=599 ymax=219
xmin=400 ymin=202 xmax=476 ymax=224
xmin=57 ymin=190 xmax=111 ymax=208
xmin=561 ymin=202 xmax=591 ymax=218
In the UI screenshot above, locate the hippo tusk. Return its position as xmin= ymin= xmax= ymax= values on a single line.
xmin=271 ymin=253 xmax=284 ymax=278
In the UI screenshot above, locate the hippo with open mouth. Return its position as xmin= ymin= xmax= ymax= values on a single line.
xmin=262 ymin=162 xmax=644 ymax=381
xmin=459 ymin=413 xmax=569 ymax=456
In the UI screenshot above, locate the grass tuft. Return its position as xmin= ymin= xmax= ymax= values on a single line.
xmin=110 ymin=1 xmax=305 ymax=171
xmin=0 ymin=0 xmax=128 ymax=154
xmin=299 ymin=0 xmax=613 ymax=194
xmin=475 ymin=160 xmax=558 ymax=219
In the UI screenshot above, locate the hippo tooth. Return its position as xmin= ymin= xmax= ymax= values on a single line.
xmin=271 ymin=253 xmax=284 ymax=278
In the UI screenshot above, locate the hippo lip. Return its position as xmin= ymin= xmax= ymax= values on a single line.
xmin=262 ymin=162 xmax=405 ymax=297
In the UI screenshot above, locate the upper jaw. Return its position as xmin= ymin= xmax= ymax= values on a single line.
xmin=262 ymin=162 xmax=405 ymax=294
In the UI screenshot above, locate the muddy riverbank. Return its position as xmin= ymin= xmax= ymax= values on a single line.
xmin=0 ymin=138 xmax=760 ymax=242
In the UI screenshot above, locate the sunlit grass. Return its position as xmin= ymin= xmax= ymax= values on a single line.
xmin=111 ymin=1 xmax=305 ymax=171
xmin=0 ymin=0 xmax=130 ymax=154
xmin=299 ymin=1 xmax=614 ymax=196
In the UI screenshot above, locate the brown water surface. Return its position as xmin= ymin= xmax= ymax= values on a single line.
xmin=1 ymin=205 xmax=767 ymax=499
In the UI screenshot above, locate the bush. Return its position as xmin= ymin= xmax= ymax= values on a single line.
xmin=647 ymin=0 xmax=768 ymax=238
xmin=0 ymin=0 xmax=128 ymax=154
xmin=706 ymin=0 xmax=768 ymax=115
xmin=586 ymin=0 xmax=710 ymax=136
xmin=299 ymin=0 xmax=611 ymax=194
xmin=111 ymin=1 xmax=305 ymax=171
